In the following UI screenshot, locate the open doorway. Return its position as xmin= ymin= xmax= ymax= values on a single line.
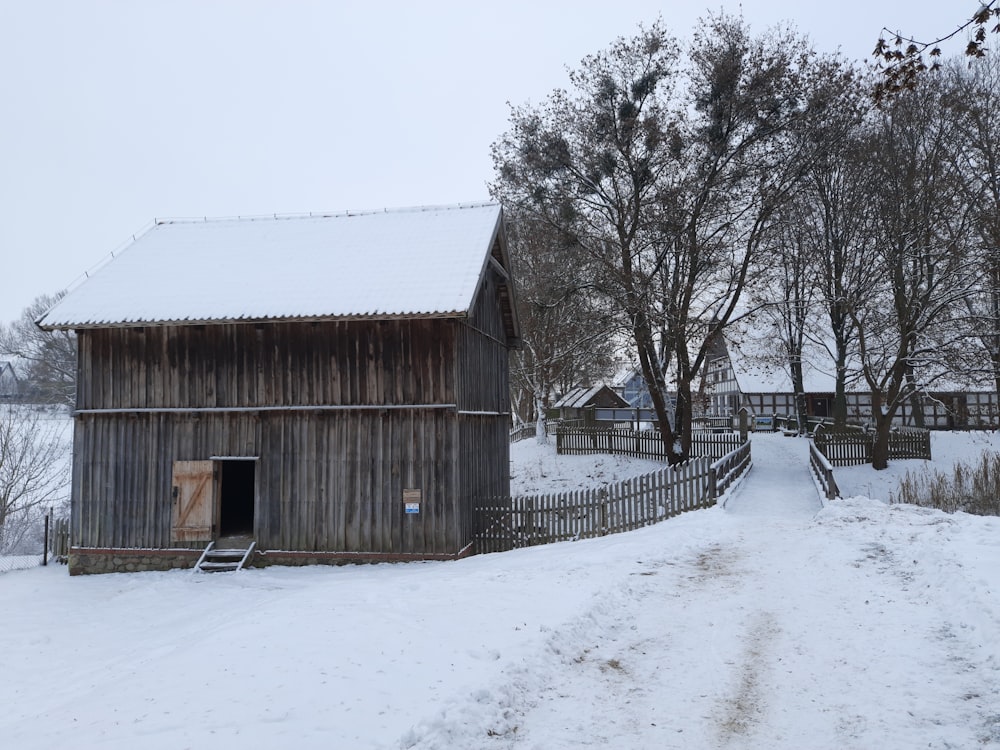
xmin=218 ymin=459 xmax=256 ymax=538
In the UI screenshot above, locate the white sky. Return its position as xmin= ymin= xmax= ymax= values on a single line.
xmin=0 ymin=0 xmax=964 ymax=325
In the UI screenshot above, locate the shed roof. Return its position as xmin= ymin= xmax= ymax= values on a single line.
xmin=554 ymin=384 xmax=629 ymax=410
xmin=38 ymin=203 xmax=509 ymax=330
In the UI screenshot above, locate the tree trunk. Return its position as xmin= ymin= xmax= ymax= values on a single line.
xmin=904 ymin=365 xmax=925 ymax=428
xmin=833 ymin=342 xmax=849 ymax=428
xmin=534 ymin=394 xmax=548 ymax=445
xmin=631 ymin=312 xmax=683 ymax=464
xmin=791 ymin=356 xmax=808 ymax=435
xmin=675 ymin=379 xmax=692 ymax=459
xmin=869 ymin=389 xmax=895 ymax=470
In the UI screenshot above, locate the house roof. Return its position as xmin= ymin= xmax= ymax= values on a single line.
xmin=722 ymin=323 xmax=992 ymax=395
xmin=38 ymin=203 xmax=510 ymax=331
xmin=554 ymin=384 xmax=629 ymax=410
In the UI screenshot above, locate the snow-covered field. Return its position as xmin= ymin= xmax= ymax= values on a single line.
xmin=2 ymin=432 xmax=999 ymax=749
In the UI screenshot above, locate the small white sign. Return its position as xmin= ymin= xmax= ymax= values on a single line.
xmin=403 ymin=489 xmax=421 ymax=514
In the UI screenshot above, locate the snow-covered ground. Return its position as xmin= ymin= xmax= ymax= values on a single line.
xmin=834 ymin=429 xmax=1000 ymax=502
xmin=2 ymin=432 xmax=999 ymax=749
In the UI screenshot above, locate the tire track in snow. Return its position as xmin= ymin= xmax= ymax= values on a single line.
xmin=400 ymin=533 xmax=764 ymax=749
xmin=714 ymin=611 xmax=780 ymax=745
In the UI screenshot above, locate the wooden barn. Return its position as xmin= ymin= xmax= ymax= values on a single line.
xmin=38 ymin=203 xmax=520 ymax=574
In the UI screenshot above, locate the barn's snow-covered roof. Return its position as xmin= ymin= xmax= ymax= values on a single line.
xmin=38 ymin=203 xmax=505 ymax=330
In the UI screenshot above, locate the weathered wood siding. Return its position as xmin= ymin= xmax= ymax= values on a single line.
xmin=76 ymin=319 xmax=456 ymax=410
xmin=455 ymin=263 xmax=513 ymax=541
xmin=72 ymin=409 xmax=463 ymax=553
xmin=457 ymin=265 xmax=510 ymax=413
xmin=72 ymin=411 xmax=259 ymax=550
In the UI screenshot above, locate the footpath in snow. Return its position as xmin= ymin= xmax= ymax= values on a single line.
xmin=724 ymin=430 xmax=822 ymax=519
xmin=1 ymin=433 xmax=999 ymax=749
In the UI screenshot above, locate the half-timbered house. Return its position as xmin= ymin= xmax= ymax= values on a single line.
xmin=700 ymin=331 xmax=1000 ymax=429
xmin=38 ymin=203 xmax=519 ymax=574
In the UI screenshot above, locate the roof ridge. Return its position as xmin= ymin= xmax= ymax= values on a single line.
xmin=154 ymin=201 xmax=499 ymax=226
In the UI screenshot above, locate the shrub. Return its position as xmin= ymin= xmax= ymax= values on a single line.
xmin=891 ymin=450 xmax=1000 ymax=516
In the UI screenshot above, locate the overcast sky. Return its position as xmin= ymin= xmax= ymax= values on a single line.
xmin=0 ymin=0 xmax=964 ymax=325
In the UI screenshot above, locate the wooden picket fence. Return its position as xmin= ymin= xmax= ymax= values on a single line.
xmin=475 ymin=439 xmax=753 ymax=553
xmin=555 ymin=427 xmax=743 ymax=460
xmin=474 ymin=457 xmax=713 ymax=553
xmin=813 ymin=426 xmax=931 ymax=467
xmin=50 ymin=516 xmax=70 ymax=563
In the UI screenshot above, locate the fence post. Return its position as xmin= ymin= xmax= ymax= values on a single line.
xmin=43 ymin=509 xmax=50 ymax=566
xmin=526 ymin=498 xmax=535 ymax=545
xmin=708 ymin=466 xmax=718 ymax=503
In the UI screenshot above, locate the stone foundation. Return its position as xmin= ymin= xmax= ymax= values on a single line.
xmin=69 ymin=547 xmax=204 ymax=575
xmin=68 ymin=542 xmax=474 ymax=575
xmin=253 ymin=545 xmax=474 ymax=567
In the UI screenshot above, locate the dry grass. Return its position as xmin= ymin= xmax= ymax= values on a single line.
xmin=892 ymin=450 xmax=1000 ymax=517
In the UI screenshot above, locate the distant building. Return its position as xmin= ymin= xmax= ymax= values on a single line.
xmin=553 ymin=384 xmax=630 ymax=423
xmin=615 ymin=367 xmax=655 ymax=409
xmin=700 ymin=332 xmax=999 ymax=429
xmin=0 ymin=361 xmax=20 ymax=401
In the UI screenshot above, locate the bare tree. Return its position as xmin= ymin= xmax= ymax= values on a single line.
xmin=949 ymin=53 xmax=1000 ymax=393
xmin=852 ymin=78 xmax=978 ymax=468
xmin=493 ymin=15 xmax=849 ymax=461
xmin=492 ymin=21 xmax=687 ymax=460
xmin=507 ymin=215 xmax=617 ymax=441
xmin=748 ymin=208 xmax=823 ymax=434
xmin=795 ymin=94 xmax=880 ymax=427
xmin=874 ymin=0 xmax=1000 ymax=99
xmin=0 ymin=293 xmax=77 ymax=407
xmin=0 ymin=405 xmax=70 ymax=554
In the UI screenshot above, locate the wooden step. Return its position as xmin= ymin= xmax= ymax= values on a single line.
xmin=204 ymin=549 xmax=248 ymax=559
xmin=193 ymin=540 xmax=256 ymax=573
xmin=198 ymin=561 xmax=240 ymax=571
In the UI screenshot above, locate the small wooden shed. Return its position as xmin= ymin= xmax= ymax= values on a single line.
xmin=38 ymin=203 xmax=520 ymax=574
xmin=553 ymin=385 xmax=630 ymax=423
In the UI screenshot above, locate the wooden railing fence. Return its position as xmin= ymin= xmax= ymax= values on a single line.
xmin=813 ymin=427 xmax=931 ymax=467
xmin=510 ymin=421 xmax=561 ymax=443
xmin=555 ymin=427 xmax=743 ymax=460
xmin=809 ymin=441 xmax=841 ymax=500
xmin=712 ymin=440 xmax=752 ymax=498
xmin=692 ymin=416 xmax=735 ymax=432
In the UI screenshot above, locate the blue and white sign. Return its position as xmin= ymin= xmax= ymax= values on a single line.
xmin=403 ymin=489 xmax=421 ymax=514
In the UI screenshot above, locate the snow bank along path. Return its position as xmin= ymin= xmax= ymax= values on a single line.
xmin=2 ymin=433 xmax=999 ymax=749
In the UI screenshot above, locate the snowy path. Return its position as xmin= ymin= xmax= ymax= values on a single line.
xmin=724 ymin=432 xmax=823 ymax=519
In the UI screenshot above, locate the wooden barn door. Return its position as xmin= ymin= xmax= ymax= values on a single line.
xmin=171 ymin=460 xmax=218 ymax=544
